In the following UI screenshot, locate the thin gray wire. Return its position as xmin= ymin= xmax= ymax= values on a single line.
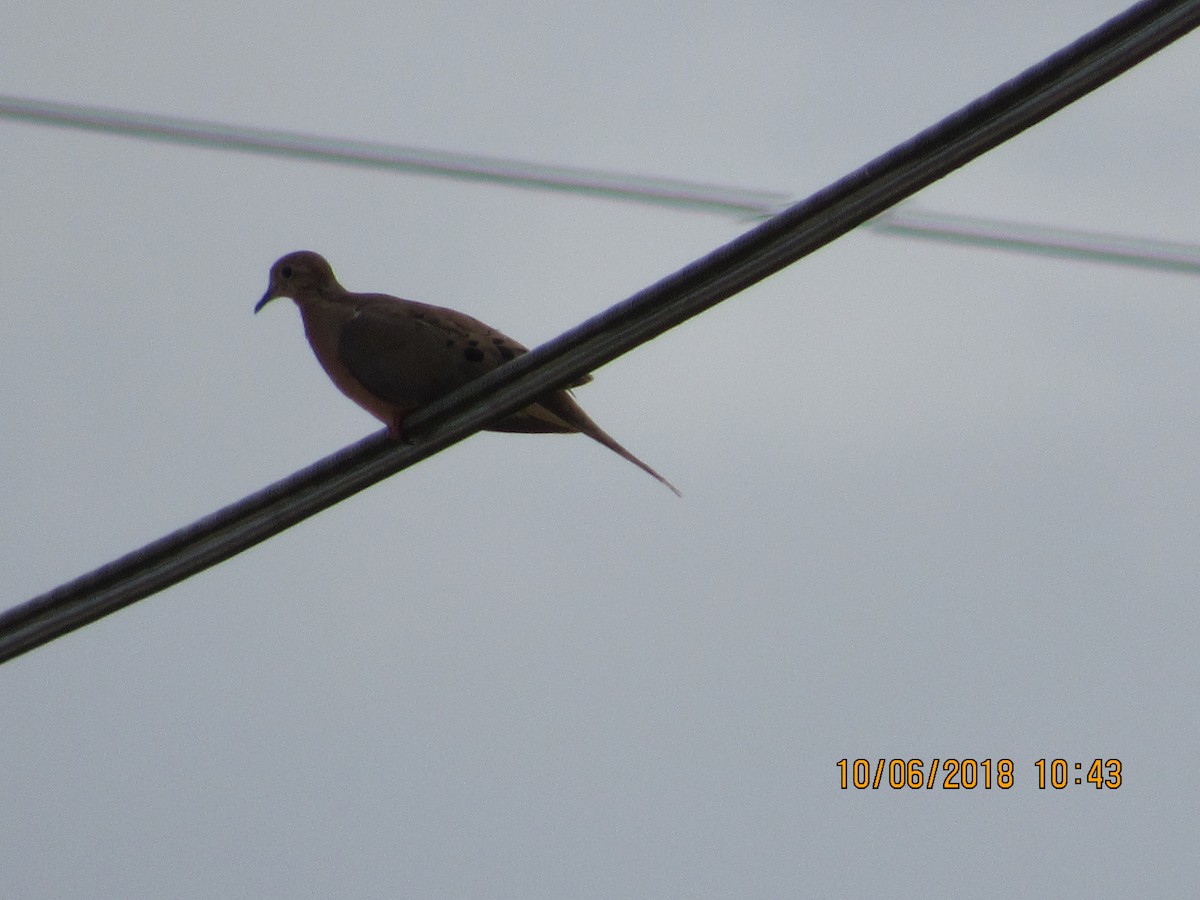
xmin=0 ymin=93 xmax=788 ymax=219
xmin=2 ymin=0 xmax=1198 ymax=665
xmin=871 ymin=209 xmax=1200 ymax=275
xmin=6 ymin=97 xmax=1200 ymax=271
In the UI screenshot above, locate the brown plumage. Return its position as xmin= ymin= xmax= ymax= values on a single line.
xmin=256 ymin=251 xmax=680 ymax=495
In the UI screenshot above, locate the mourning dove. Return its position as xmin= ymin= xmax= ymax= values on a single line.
xmin=256 ymin=251 xmax=680 ymax=495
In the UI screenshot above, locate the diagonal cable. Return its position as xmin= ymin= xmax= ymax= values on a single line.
xmin=6 ymin=94 xmax=1200 ymax=269
xmin=871 ymin=208 xmax=1200 ymax=274
xmin=2 ymin=0 xmax=1198 ymax=665
xmin=0 ymin=93 xmax=788 ymax=219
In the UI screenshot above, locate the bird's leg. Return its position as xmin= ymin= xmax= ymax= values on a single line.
xmin=387 ymin=413 xmax=409 ymax=442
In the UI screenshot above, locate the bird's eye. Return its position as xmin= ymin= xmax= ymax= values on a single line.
xmin=280 ymin=265 xmax=293 ymax=279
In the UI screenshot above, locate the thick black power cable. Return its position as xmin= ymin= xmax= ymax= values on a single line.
xmin=2 ymin=0 xmax=1198 ymax=664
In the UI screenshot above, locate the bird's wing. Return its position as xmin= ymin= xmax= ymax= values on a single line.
xmin=337 ymin=294 xmax=590 ymax=429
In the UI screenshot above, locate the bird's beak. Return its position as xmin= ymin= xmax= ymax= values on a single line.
xmin=254 ymin=288 xmax=278 ymax=314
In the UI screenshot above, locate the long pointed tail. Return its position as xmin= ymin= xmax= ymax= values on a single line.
xmin=537 ymin=391 xmax=681 ymax=496
xmin=582 ymin=421 xmax=682 ymax=497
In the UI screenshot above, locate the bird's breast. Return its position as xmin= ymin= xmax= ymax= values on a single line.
xmin=297 ymin=301 xmax=404 ymax=426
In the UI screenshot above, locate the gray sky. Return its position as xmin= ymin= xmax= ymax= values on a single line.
xmin=2 ymin=2 xmax=1198 ymax=897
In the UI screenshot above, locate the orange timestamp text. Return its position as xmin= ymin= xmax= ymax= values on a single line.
xmin=835 ymin=758 xmax=1124 ymax=790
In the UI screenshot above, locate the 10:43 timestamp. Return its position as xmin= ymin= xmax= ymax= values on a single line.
xmin=1035 ymin=758 xmax=1121 ymax=790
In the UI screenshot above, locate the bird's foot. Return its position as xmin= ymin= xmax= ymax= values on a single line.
xmin=387 ymin=415 xmax=414 ymax=443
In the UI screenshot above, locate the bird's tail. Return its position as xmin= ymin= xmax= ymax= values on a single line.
xmin=539 ymin=392 xmax=682 ymax=496
xmin=582 ymin=420 xmax=682 ymax=497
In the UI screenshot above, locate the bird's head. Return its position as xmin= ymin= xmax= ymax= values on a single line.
xmin=255 ymin=250 xmax=340 ymax=313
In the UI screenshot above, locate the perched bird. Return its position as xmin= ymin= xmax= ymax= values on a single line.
xmin=256 ymin=251 xmax=680 ymax=495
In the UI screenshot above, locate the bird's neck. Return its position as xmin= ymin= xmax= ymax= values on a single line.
xmin=295 ymin=295 xmax=355 ymax=375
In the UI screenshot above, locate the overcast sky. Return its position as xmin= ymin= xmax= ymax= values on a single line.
xmin=2 ymin=2 xmax=1198 ymax=897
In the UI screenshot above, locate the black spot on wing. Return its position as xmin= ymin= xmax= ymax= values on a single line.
xmin=493 ymin=337 xmax=517 ymax=361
